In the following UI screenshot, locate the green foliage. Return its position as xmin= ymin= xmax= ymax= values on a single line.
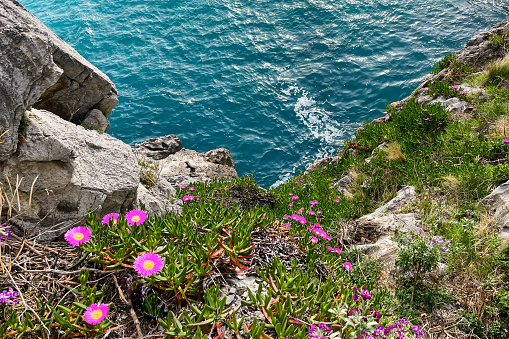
xmin=484 ymin=56 xmax=509 ymax=88
xmin=430 ymin=53 xmax=455 ymax=75
xmin=489 ymin=33 xmax=507 ymax=48
xmin=138 ymin=160 xmax=159 ymax=189
xmin=459 ymin=312 xmax=484 ymax=337
xmin=80 ymin=121 xmax=104 ymax=134
xmin=427 ymin=81 xmax=468 ymax=101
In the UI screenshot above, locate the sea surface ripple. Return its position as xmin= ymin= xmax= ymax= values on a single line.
xmin=18 ymin=0 xmax=509 ymax=187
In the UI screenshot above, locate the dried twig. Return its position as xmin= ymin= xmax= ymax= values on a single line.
xmin=113 ymin=274 xmax=144 ymax=338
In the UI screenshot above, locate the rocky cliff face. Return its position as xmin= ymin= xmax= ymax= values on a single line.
xmin=0 ymin=0 xmax=118 ymax=161
xmin=0 ymin=0 xmax=238 ymax=240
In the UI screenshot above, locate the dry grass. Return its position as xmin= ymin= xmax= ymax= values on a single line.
xmin=385 ymin=142 xmax=405 ymax=162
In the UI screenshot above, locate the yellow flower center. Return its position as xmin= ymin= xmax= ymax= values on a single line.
xmin=132 ymin=215 xmax=140 ymax=223
xmin=91 ymin=309 xmax=103 ymax=320
xmin=143 ymin=260 xmax=155 ymax=270
xmin=73 ymin=233 xmax=84 ymax=241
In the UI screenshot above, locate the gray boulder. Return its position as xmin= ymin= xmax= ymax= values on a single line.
xmin=156 ymin=148 xmax=238 ymax=181
xmin=484 ymin=181 xmax=509 ymax=241
xmin=352 ymin=186 xmax=420 ymax=269
xmin=136 ymin=183 xmax=182 ymax=217
xmin=304 ymin=155 xmax=342 ymax=174
xmin=0 ymin=0 xmax=117 ymax=161
xmin=82 ymin=109 xmax=110 ymax=132
xmin=1 ymin=109 xmax=139 ymax=240
xmin=133 ymin=134 xmax=182 ymax=160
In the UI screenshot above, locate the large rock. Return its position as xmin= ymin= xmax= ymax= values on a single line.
xmin=484 ymin=181 xmax=509 ymax=241
xmin=351 ymin=186 xmax=421 ymax=269
xmin=1 ymin=109 xmax=139 ymax=240
xmin=156 ymin=148 xmax=238 ymax=181
xmin=133 ymin=134 xmax=182 ymax=160
xmin=0 ymin=0 xmax=117 ymax=161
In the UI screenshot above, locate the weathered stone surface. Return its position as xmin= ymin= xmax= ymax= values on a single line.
xmin=156 ymin=148 xmax=238 ymax=181
xmin=133 ymin=135 xmax=182 ymax=160
xmin=136 ymin=183 xmax=182 ymax=217
xmin=82 ymin=109 xmax=110 ymax=132
xmin=0 ymin=0 xmax=117 ymax=161
xmin=1 ymin=109 xmax=139 ymax=240
xmin=353 ymin=186 xmax=420 ymax=268
xmin=304 ymin=155 xmax=341 ymax=174
xmin=484 ymin=181 xmax=509 ymax=241
xmin=203 ymin=148 xmax=235 ymax=168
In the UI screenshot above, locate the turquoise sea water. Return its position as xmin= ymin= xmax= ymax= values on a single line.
xmin=18 ymin=0 xmax=509 ymax=187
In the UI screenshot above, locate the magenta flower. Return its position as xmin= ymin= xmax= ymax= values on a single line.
xmin=299 ymin=217 xmax=307 ymax=225
xmin=189 ymin=187 xmax=195 ymax=191
xmin=180 ymin=185 xmax=186 ymax=189
xmin=310 ymin=237 xmax=318 ymax=243
xmin=84 ymin=303 xmax=109 ymax=325
xmin=327 ymin=246 xmax=333 ymax=251
xmin=298 ymin=208 xmax=303 ymax=213
xmin=334 ymin=248 xmax=341 ymax=254
xmin=289 ymin=203 xmax=293 ymax=207
xmin=334 ymin=199 xmax=340 ymax=203
xmin=289 ymin=193 xmax=293 ymax=196
xmin=452 ymin=85 xmax=459 ymax=89
xmin=134 ymin=252 xmax=164 ymax=278
xmin=343 ymin=262 xmax=352 ymax=271
xmin=102 ymin=213 xmax=119 ymax=225
xmin=206 ymin=184 xmax=211 ymax=187
xmin=64 ymin=227 xmax=91 ymax=247
xmin=309 ymin=211 xmax=315 ymax=215
xmin=317 ymin=210 xmax=322 ymax=215
xmin=460 ymin=90 xmax=466 ymax=94
xmin=425 ymin=118 xmax=429 ymax=121
xmin=183 ymin=195 xmax=195 ymax=202
xmin=504 ymin=139 xmax=509 ymax=143
xmin=125 ymin=209 xmax=147 ymax=226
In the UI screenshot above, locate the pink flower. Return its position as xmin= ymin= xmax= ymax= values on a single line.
xmin=317 ymin=210 xmax=322 ymax=215
xmin=64 ymin=227 xmax=91 ymax=247
xmin=425 ymin=118 xmax=429 ymax=121
xmin=310 ymin=237 xmax=318 ymax=243
xmin=189 ymin=187 xmax=195 ymax=191
xmin=298 ymin=208 xmax=303 ymax=213
xmin=125 ymin=210 xmax=147 ymax=226
xmin=262 ymin=213 xmax=266 ymax=220
xmin=299 ymin=217 xmax=307 ymax=225
xmin=424 ymin=108 xmax=428 ymax=111
xmin=180 ymin=185 xmax=186 ymax=189
xmin=452 ymin=85 xmax=459 ymax=89
xmin=102 ymin=213 xmax=119 ymax=225
xmin=504 ymin=139 xmax=509 ymax=143
xmin=289 ymin=203 xmax=293 ymax=207
xmin=134 ymin=252 xmax=164 ymax=278
xmin=206 ymin=184 xmax=211 ymax=187
xmin=460 ymin=90 xmax=466 ymax=95
xmin=334 ymin=199 xmax=340 ymax=203
xmin=283 ymin=215 xmax=290 ymax=220
xmin=84 ymin=303 xmax=109 ymax=325
xmin=327 ymin=246 xmax=333 ymax=251
xmin=289 ymin=193 xmax=293 ymax=196
xmin=183 ymin=196 xmax=195 ymax=202
xmin=334 ymin=248 xmax=341 ymax=254
xmin=343 ymin=262 xmax=352 ymax=271
xmin=309 ymin=211 xmax=315 ymax=215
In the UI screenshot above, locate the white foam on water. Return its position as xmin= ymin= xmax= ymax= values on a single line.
xmin=293 ymin=90 xmax=345 ymax=143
